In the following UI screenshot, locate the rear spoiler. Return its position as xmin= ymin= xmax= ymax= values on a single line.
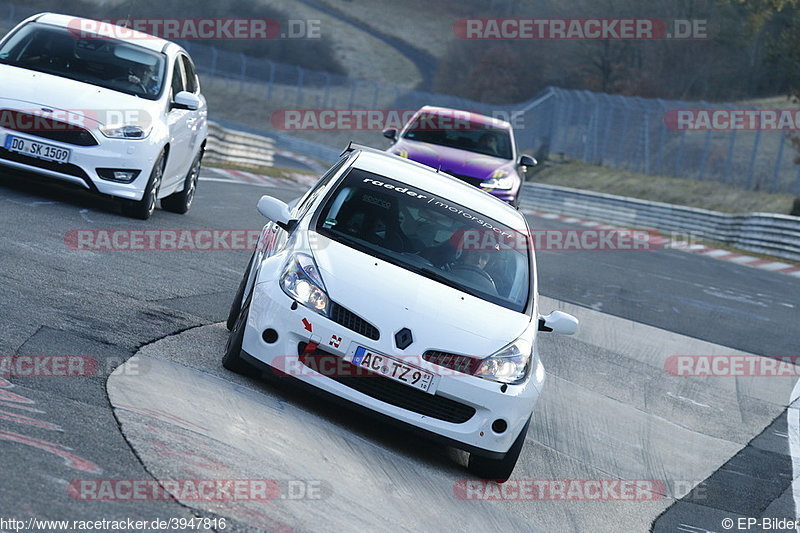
xmin=340 ymin=142 xmax=389 ymax=157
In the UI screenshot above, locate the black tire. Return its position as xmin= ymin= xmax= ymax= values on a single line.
xmin=467 ymin=418 xmax=530 ymax=482
xmin=120 ymin=152 xmax=165 ymax=220
xmin=222 ymin=293 xmax=254 ymax=375
xmin=226 ymin=251 xmax=256 ymax=331
xmin=162 ymin=151 xmax=202 ymax=214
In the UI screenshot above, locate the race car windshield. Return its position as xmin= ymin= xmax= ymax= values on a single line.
xmin=0 ymin=22 xmax=166 ymax=100
xmin=315 ymin=168 xmax=531 ymax=312
xmin=403 ymin=119 xmax=513 ymax=160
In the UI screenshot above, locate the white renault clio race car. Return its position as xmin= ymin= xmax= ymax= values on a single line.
xmin=0 ymin=13 xmax=207 ymax=219
xmin=223 ymin=144 xmax=578 ymax=481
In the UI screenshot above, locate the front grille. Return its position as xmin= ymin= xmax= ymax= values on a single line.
xmin=1 ymin=110 xmax=98 ymax=146
xmin=0 ymin=147 xmax=90 ymax=182
xmin=449 ymin=173 xmax=485 ymax=188
xmin=299 ymin=344 xmax=476 ymax=424
xmin=329 ymin=302 xmax=380 ymax=340
xmin=423 ymin=350 xmax=481 ymax=375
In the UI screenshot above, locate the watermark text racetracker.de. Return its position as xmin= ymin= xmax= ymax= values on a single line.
xmin=68 ymin=18 xmax=321 ymax=40
xmin=65 ymin=229 xmax=263 ymax=251
xmin=0 ymin=108 xmax=153 ymax=132
xmin=0 ymin=355 xmax=147 ymax=377
xmin=454 ymin=479 xmax=665 ymax=501
xmin=454 ymin=18 xmax=708 ymax=40
xmin=665 ymin=355 xmax=800 ymax=377
xmin=68 ymin=478 xmax=329 ymax=501
xmin=271 ymin=108 xmax=526 ymax=131
xmin=665 ymin=109 xmax=800 ymax=131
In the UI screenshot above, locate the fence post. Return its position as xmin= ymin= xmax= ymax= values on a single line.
xmin=545 ymin=91 xmax=562 ymax=157
xmin=295 ymin=66 xmax=305 ymax=106
xmin=746 ymin=128 xmax=762 ymax=190
xmin=210 ymin=46 xmax=218 ymax=76
xmin=655 ymin=100 xmax=668 ymax=175
xmin=322 ymin=73 xmax=331 ymax=108
xmin=371 ymin=82 xmax=380 ymax=109
xmin=795 ymin=163 xmax=800 ymax=195
xmin=239 ymin=53 xmax=246 ymax=93
xmin=673 ymin=130 xmax=687 ymax=177
xmin=723 ymin=128 xmax=737 ymax=185
xmin=582 ymin=95 xmax=597 ymax=163
xmin=567 ymin=93 xmax=586 ymax=157
xmin=615 ymin=98 xmax=632 ymax=168
xmin=642 ymin=111 xmax=650 ymax=174
xmin=771 ymin=132 xmax=787 ymax=192
xmin=347 ymin=81 xmax=358 ymax=109
xmin=266 ymin=61 xmax=276 ymax=100
xmin=600 ymin=95 xmax=614 ymax=165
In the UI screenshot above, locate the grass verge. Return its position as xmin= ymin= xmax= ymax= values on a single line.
xmin=530 ymin=160 xmax=798 ymax=215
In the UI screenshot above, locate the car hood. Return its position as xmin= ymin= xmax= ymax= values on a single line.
xmin=313 ymin=235 xmax=530 ymax=358
xmin=0 ymin=64 xmax=160 ymax=127
xmin=392 ymin=139 xmax=515 ymax=180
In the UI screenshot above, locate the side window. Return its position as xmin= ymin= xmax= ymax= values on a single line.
xmin=181 ymin=55 xmax=198 ymax=94
xmin=294 ymin=157 xmax=349 ymax=218
xmin=170 ymin=57 xmax=185 ymax=99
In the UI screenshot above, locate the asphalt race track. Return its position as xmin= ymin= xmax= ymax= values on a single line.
xmin=1 ymin=167 xmax=799 ymax=532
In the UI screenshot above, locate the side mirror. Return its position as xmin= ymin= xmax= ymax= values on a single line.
xmin=519 ymin=154 xmax=537 ymax=167
xmin=382 ymin=128 xmax=397 ymax=141
xmin=172 ymin=91 xmax=201 ymax=111
xmin=257 ymin=195 xmax=295 ymax=231
xmin=538 ymin=310 xmax=578 ymax=335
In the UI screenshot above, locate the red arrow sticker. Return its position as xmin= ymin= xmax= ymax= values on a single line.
xmin=302 ymin=318 xmax=313 ymax=332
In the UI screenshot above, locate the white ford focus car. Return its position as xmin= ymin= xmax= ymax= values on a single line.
xmin=224 ymin=144 xmax=578 ymax=481
xmin=0 ymin=13 xmax=207 ymax=219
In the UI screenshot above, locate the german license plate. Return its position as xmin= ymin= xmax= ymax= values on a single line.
xmin=351 ymin=346 xmax=435 ymax=394
xmin=5 ymin=135 xmax=70 ymax=164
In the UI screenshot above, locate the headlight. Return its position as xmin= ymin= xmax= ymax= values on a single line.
xmin=473 ymin=337 xmax=532 ymax=384
xmin=280 ymin=253 xmax=329 ymax=316
xmin=99 ymin=124 xmax=151 ymax=139
xmin=481 ymin=172 xmax=515 ymax=190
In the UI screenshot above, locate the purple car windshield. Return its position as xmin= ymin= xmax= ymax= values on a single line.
xmin=403 ymin=120 xmax=513 ymax=160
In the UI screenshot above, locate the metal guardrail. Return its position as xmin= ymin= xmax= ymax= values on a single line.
xmin=519 ymin=183 xmax=800 ymax=262
xmin=204 ymin=121 xmax=275 ymax=170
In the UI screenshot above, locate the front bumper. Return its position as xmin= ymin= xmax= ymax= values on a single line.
xmin=0 ymin=129 xmax=162 ymax=201
xmin=241 ymin=280 xmax=542 ymax=456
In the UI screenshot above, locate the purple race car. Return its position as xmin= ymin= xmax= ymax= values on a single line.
xmin=382 ymin=106 xmax=536 ymax=208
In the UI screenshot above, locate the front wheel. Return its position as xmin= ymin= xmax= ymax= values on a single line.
xmin=162 ymin=151 xmax=202 ymax=214
xmin=467 ymin=418 xmax=530 ymax=482
xmin=120 ymin=153 xmax=164 ymax=220
xmin=227 ymin=251 xmax=256 ymax=330
xmin=222 ymin=294 xmax=255 ymax=375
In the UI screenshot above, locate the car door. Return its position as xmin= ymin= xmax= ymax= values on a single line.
xmin=180 ymin=54 xmax=206 ymax=158
xmin=163 ymin=55 xmax=192 ymax=191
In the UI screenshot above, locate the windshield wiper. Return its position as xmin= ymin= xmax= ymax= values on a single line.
xmin=414 ymin=266 xmax=468 ymax=293
xmin=325 ymin=231 xmax=397 ymax=265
